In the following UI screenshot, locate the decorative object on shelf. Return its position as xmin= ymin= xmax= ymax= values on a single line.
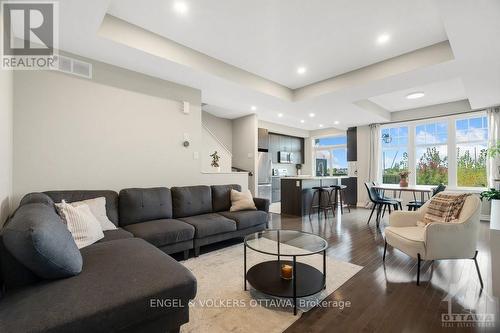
xmin=296 ymin=164 xmax=302 ymax=176
xmin=280 ymin=263 xmax=293 ymax=280
xmin=399 ymin=170 xmax=410 ymax=187
xmin=480 ymin=188 xmax=500 ymax=230
xmin=382 ymin=133 xmax=392 ymax=144
xmin=210 ymin=151 xmax=220 ymax=172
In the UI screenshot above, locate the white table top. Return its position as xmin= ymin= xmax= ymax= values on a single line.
xmin=282 ymin=176 xmax=349 ymax=180
xmin=373 ymin=184 xmax=434 ymax=192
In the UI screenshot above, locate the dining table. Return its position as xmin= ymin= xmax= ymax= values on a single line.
xmin=372 ymin=184 xmax=435 ymax=204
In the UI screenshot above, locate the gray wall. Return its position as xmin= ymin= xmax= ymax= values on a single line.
xmin=12 ymin=54 xmax=248 ymax=206
xmin=202 ymin=111 xmax=233 ymax=152
xmin=0 ymin=67 xmax=13 ymax=225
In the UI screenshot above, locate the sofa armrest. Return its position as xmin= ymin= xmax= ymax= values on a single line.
xmin=424 ymin=222 xmax=477 ymax=259
xmin=253 ymin=197 xmax=270 ymax=213
xmin=389 ymin=211 xmax=422 ymax=227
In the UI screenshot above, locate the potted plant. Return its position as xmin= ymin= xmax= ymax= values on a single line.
xmin=399 ymin=170 xmax=410 ymax=187
xmin=209 ymin=151 xmax=221 ymax=172
xmin=480 ymin=188 xmax=500 ymax=229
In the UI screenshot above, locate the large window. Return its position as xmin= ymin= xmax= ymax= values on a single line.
xmin=380 ymin=113 xmax=488 ymax=188
xmin=415 ymin=121 xmax=448 ymax=185
xmin=381 ymin=126 xmax=408 ymax=184
xmin=456 ymin=116 xmax=488 ymax=187
xmin=314 ymin=136 xmax=347 ymax=176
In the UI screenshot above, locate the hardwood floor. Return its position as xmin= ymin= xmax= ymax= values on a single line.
xmin=265 ymin=208 xmax=500 ymax=333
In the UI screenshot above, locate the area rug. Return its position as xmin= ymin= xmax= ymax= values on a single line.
xmin=181 ymin=238 xmax=363 ymax=333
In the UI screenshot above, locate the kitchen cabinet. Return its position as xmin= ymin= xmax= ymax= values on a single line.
xmin=271 ymin=177 xmax=281 ymax=203
xmin=258 ymin=128 xmax=269 ymax=150
xmin=268 ymin=133 xmax=305 ymax=165
xmin=270 ymin=135 xmax=280 ymax=163
xmin=347 ymin=127 xmax=357 ymax=161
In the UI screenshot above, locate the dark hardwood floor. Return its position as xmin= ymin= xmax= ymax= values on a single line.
xmin=265 ymin=208 xmax=500 ymax=333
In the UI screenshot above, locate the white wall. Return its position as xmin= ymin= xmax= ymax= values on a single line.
xmin=232 ymin=114 xmax=258 ymax=194
xmin=12 ymin=54 xmax=248 ymax=206
xmin=0 ymin=68 xmax=13 ymax=225
xmin=202 ymin=111 xmax=233 ymax=152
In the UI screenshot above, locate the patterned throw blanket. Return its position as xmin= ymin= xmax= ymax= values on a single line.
xmin=422 ymin=193 xmax=470 ymax=224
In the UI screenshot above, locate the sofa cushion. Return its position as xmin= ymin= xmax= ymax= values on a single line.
xmin=211 ymin=184 xmax=241 ymax=212
xmin=123 ymin=219 xmax=195 ymax=247
xmin=178 ymin=213 xmax=236 ymax=238
xmin=19 ymin=192 xmax=55 ymax=208
xmin=0 ymin=238 xmax=197 ymax=333
xmin=119 ymin=187 xmax=172 ymax=226
xmin=172 ymin=185 xmax=213 ymax=218
xmin=2 ymin=203 xmax=83 ymax=279
xmin=45 ymin=190 xmax=119 ymax=225
xmin=218 ymin=210 xmax=268 ymax=230
xmin=96 ymin=228 xmax=134 ymax=243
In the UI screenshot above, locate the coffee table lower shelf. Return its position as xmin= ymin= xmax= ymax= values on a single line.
xmin=245 ymin=260 xmax=325 ymax=314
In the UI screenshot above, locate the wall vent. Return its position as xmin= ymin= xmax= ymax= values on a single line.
xmin=53 ymin=55 xmax=93 ymax=79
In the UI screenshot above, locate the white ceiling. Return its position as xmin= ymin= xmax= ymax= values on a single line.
xmin=368 ymin=78 xmax=467 ymax=111
xmin=19 ymin=0 xmax=500 ymax=130
xmin=107 ymin=0 xmax=447 ymax=89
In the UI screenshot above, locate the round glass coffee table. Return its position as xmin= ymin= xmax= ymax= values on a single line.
xmin=244 ymin=229 xmax=328 ymax=315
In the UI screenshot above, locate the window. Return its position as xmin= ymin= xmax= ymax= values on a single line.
xmin=314 ymin=136 xmax=347 ymax=176
xmin=380 ymin=113 xmax=489 ymax=188
xmin=415 ymin=121 xmax=448 ymax=185
xmin=456 ymin=116 xmax=488 ymax=187
xmin=381 ymin=126 xmax=408 ymax=184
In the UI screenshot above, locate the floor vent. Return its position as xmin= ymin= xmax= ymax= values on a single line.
xmin=53 ymin=55 xmax=93 ymax=79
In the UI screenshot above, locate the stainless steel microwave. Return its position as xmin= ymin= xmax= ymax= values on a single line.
xmin=278 ymin=151 xmax=294 ymax=164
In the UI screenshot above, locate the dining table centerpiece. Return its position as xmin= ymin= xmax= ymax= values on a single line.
xmin=399 ymin=170 xmax=410 ymax=187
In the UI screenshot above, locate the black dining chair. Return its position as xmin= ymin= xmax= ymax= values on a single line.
xmin=365 ymin=182 xmax=400 ymax=227
xmin=372 ymin=182 xmax=403 ymax=211
xmin=407 ymin=183 xmax=446 ymax=211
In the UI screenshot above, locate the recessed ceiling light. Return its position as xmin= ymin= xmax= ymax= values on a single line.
xmin=300 ymin=120 xmax=305 ymax=123
xmin=406 ymin=92 xmax=425 ymax=99
xmin=173 ymin=1 xmax=189 ymax=14
xmin=309 ymin=113 xmax=315 ymax=118
xmin=334 ymin=121 xmax=340 ymax=125
xmin=297 ymin=66 xmax=307 ymax=75
xmin=278 ymin=113 xmax=283 ymax=118
xmin=376 ymin=33 xmax=390 ymax=45
xmin=319 ymin=124 xmax=324 ymax=128
xmin=250 ymin=106 xmax=257 ymax=111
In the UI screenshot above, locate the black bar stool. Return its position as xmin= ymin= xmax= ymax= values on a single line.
xmin=309 ymin=186 xmax=334 ymax=220
xmin=330 ymin=184 xmax=350 ymax=214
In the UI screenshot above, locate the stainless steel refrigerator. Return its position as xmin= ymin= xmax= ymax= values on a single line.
xmin=257 ymin=152 xmax=272 ymax=202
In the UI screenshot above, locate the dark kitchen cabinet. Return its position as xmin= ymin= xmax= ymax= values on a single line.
xmin=268 ymin=133 xmax=305 ymax=165
xmin=258 ymin=128 xmax=269 ymax=150
xmin=270 ymin=135 xmax=280 ymax=163
xmin=272 ymin=177 xmax=281 ymax=203
xmin=347 ymin=127 xmax=357 ymax=162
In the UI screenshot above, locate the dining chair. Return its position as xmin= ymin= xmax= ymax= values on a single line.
xmin=407 ymin=183 xmax=446 ymax=211
xmin=372 ymin=182 xmax=403 ymax=211
xmin=365 ymin=182 xmax=400 ymax=227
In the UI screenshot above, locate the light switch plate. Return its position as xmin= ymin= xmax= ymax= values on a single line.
xmin=296 ymin=181 xmax=300 ymax=187
xmin=193 ymin=151 xmax=199 ymax=160
xmin=247 ymin=153 xmax=253 ymax=159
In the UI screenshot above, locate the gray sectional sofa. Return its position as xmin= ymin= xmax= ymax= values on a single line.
xmin=0 ymin=184 xmax=269 ymax=333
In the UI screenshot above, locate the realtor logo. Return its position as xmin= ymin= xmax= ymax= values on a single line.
xmin=1 ymin=1 xmax=58 ymax=69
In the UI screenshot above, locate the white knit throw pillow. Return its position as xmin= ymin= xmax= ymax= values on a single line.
xmin=70 ymin=197 xmax=117 ymax=231
xmin=56 ymin=201 xmax=104 ymax=249
xmin=230 ymin=189 xmax=257 ymax=212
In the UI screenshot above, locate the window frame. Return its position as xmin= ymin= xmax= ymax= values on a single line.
xmin=379 ymin=112 xmax=488 ymax=190
xmin=313 ymin=135 xmax=348 ymax=176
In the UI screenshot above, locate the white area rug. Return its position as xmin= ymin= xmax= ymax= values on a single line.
xmin=181 ymin=239 xmax=363 ymax=333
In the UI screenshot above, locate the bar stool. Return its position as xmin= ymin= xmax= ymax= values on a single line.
xmin=309 ymin=186 xmax=334 ymax=220
xmin=330 ymin=184 xmax=350 ymax=214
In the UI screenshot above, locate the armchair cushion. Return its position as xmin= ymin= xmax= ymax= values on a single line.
xmin=389 ymin=211 xmax=423 ymax=228
xmin=385 ymin=226 xmax=426 ymax=259
xmin=422 ymin=193 xmax=470 ymax=224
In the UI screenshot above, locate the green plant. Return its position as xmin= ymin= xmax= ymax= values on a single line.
xmin=399 ymin=170 xmax=410 ymax=178
xmin=416 ymin=147 xmax=448 ymax=185
xmin=210 ymin=151 xmax=220 ymax=168
xmin=480 ymin=188 xmax=500 ymax=201
xmin=487 ymin=140 xmax=500 ymax=158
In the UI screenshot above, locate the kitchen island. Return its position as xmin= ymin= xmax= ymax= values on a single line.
xmin=280 ymin=176 xmax=349 ymax=216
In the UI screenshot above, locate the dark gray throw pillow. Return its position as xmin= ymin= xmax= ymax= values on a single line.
xmin=2 ymin=203 xmax=83 ymax=279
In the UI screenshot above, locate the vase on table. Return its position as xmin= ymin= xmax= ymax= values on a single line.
xmin=399 ymin=178 xmax=408 ymax=187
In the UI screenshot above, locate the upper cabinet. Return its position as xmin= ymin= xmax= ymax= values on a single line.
xmin=346 ymin=127 xmax=357 ymax=161
xmin=258 ymin=128 xmax=269 ymax=150
xmin=268 ymin=133 xmax=304 ymax=164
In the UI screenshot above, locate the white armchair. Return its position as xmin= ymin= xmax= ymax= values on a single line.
xmin=383 ymin=195 xmax=483 ymax=287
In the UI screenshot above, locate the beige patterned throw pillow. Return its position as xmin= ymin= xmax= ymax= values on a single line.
xmin=422 ymin=193 xmax=470 ymax=224
xmin=230 ymin=189 xmax=257 ymax=212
